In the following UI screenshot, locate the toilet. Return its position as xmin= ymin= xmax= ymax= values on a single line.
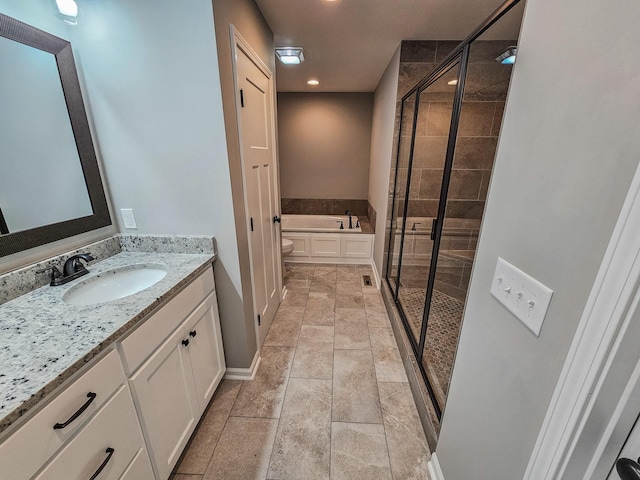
xmin=282 ymin=237 xmax=294 ymax=256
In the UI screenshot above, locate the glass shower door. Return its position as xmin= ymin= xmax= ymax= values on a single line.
xmin=396 ymin=58 xmax=462 ymax=348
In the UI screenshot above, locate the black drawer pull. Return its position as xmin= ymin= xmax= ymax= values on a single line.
xmin=89 ymin=447 xmax=114 ymax=480
xmin=189 ymin=330 xmax=197 ymax=337
xmin=182 ymin=339 xmax=189 ymax=347
xmin=53 ymin=392 xmax=97 ymax=430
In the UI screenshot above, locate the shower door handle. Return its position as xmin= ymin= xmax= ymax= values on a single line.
xmin=430 ymin=218 xmax=438 ymax=241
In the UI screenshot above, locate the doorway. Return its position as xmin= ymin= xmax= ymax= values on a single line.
xmin=385 ymin=1 xmax=524 ymax=419
xmin=232 ymin=28 xmax=282 ymax=348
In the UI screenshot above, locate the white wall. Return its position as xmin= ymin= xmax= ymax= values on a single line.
xmin=436 ymin=0 xmax=640 ymax=478
xmin=368 ymin=47 xmax=400 ymax=278
xmin=0 ymin=0 xmax=255 ymax=368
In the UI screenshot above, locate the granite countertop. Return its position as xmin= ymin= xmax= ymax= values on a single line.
xmin=0 ymin=250 xmax=215 ymax=434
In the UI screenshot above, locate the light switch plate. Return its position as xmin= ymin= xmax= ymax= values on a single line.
xmin=490 ymin=257 xmax=553 ymax=336
xmin=120 ymin=208 xmax=138 ymax=229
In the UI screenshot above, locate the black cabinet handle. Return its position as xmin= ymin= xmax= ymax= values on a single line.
xmin=53 ymin=392 xmax=97 ymax=430
xmin=273 ymin=215 xmax=281 ymax=223
xmin=617 ymin=457 xmax=640 ymax=480
xmin=189 ymin=330 xmax=197 ymax=337
xmin=182 ymin=339 xmax=189 ymax=347
xmin=89 ymin=447 xmax=114 ymax=480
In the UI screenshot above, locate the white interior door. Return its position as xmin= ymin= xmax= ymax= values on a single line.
xmin=233 ymin=32 xmax=281 ymax=347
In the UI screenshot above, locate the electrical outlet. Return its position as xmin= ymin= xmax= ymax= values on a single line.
xmin=490 ymin=257 xmax=553 ymax=336
xmin=120 ymin=208 xmax=138 ymax=229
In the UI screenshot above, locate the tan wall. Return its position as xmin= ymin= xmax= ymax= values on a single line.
xmin=212 ymin=0 xmax=276 ymax=368
xmin=278 ymin=92 xmax=373 ymax=199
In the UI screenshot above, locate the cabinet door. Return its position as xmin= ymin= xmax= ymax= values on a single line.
xmin=129 ymin=325 xmax=199 ymax=480
xmin=35 ymin=386 xmax=150 ymax=480
xmin=185 ymin=292 xmax=226 ymax=412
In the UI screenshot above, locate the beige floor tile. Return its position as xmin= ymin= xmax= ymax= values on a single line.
xmin=336 ymin=265 xmax=361 ymax=283
xmin=267 ymin=378 xmax=332 ymax=479
xmin=366 ymin=308 xmax=391 ymax=328
xmin=370 ymin=328 xmax=407 ymax=382
xmin=281 ymin=289 xmax=309 ymax=307
xmin=379 ymin=382 xmax=431 ymax=480
xmin=204 ymin=417 xmax=278 ymax=480
xmin=291 ymin=326 xmax=334 ymax=379
xmin=174 ymin=380 xmax=242 ymax=474
xmin=363 ymin=292 xmax=383 ymax=308
xmin=330 ymin=422 xmax=392 ymax=480
xmin=284 ymin=279 xmax=312 ymax=291
xmin=332 ymin=350 xmax=382 ymax=423
xmin=335 ymin=315 xmax=370 ymax=350
xmin=336 ymin=292 xmax=364 ymax=309
xmin=335 ymin=280 xmax=362 ymax=293
xmin=264 ymin=307 xmax=304 ymax=348
xmin=314 ymin=267 xmax=337 ymax=283
xmin=369 ymin=327 xmax=397 ymax=349
xmin=231 ymin=346 xmax=295 ymax=418
xmin=335 ymin=307 xmax=367 ymax=323
xmin=170 ymin=474 xmax=202 ymax=480
xmin=309 ymin=278 xmax=337 ymax=294
xmin=303 ymin=293 xmax=336 ymax=325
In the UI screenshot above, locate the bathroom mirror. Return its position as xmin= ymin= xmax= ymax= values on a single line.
xmin=0 ymin=13 xmax=111 ymax=257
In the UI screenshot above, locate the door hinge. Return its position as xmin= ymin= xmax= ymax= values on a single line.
xmin=257 ymin=314 xmax=261 ymax=326
xmin=250 ymin=217 xmax=254 ymax=231
xmin=240 ymin=88 xmax=245 ymax=107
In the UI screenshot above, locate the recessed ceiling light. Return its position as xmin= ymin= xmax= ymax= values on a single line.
xmin=447 ymin=79 xmax=458 ymax=86
xmin=307 ymin=79 xmax=320 ymax=86
xmin=275 ymin=47 xmax=305 ymax=65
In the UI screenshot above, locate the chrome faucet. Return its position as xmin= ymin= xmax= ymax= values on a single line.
xmin=345 ymin=210 xmax=353 ymax=229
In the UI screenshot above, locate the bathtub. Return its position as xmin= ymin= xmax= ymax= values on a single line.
xmin=281 ymin=214 xmax=373 ymax=266
xmin=282 ymin=214 xmax=362 ymax=233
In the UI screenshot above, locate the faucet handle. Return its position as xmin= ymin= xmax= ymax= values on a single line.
xmin=36 ymin=266 xmax=63 ymax=286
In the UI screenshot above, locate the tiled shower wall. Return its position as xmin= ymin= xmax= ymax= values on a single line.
xmin=281 ymin=198 xmax=369 ymax=217
xmin=383 ymin=40 xmax=513 ymax=274
xmin=394 ymin=40 xmax=513 ymax=221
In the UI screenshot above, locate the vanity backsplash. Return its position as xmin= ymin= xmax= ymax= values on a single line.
xmin=0 ymin=234 xmax=217 ymax=305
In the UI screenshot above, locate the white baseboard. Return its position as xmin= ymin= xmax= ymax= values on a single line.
xmin=370 ymin=260 xmax=381 ymax=289
xmin=224 ymin=350 xmax=261 ymax=380
xmin=427 ymin=452 xmax=445 ymax=480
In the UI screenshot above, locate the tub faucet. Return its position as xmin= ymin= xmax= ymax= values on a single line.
xmin=345 ymin=210 xmax=353 ymax=229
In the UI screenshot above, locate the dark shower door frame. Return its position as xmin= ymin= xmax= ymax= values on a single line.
xmin=385 ymin=0 xmax=523 ymax=421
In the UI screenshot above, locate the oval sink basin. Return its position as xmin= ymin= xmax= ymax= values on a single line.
xmin=63 ymin=264 xmax=167 ymax=306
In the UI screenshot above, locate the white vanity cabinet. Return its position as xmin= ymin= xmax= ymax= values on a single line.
xmin=121 ymin=267 xmax=225 ymax=480
xmin=0 ymin=349 xmax=153 ymax=480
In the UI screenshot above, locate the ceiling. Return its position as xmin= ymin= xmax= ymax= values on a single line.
xmin=254 ymin=0 xmax=525 ymax=92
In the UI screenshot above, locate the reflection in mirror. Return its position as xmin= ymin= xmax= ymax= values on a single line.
xmin=0 ymin=36 xmax=93 ymax=234
xmin=0 ymin=13 xmax=111 ymax=257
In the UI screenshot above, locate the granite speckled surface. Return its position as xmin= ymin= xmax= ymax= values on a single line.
xmin=0 ymin=237 xmax=217 ymax=435
xmin=0 ymin=236 xmax=122 ymax=306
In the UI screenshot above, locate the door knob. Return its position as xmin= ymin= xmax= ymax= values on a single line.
xmin=273 ymin=215 xmax=281 ymax=223
xmin=617 ymin=457 xmax=640 ymax=480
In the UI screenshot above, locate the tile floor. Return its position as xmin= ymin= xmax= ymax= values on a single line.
xmin=170 ymin=263 xmax=431 ymax=480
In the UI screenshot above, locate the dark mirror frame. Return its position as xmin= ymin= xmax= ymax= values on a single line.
xmin=0 ymin=13 xmax=111 ymax=257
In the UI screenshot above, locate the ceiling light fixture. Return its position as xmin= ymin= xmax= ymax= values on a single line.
xmin=447 ymin=79 xmax=458 ymax=86
xmin=275 ymin=47 xmax=305 ymax=65
xmin=56 ymin=0 xmax=78 ymax=24
xmin=495 ymin=46 xmax=517 ymax=65
xmin=307 ymin=79 xmax=320 ymax=86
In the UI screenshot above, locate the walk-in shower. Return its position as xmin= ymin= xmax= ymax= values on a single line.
xmin=384 ymin=0 xmax=525 ymax=421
